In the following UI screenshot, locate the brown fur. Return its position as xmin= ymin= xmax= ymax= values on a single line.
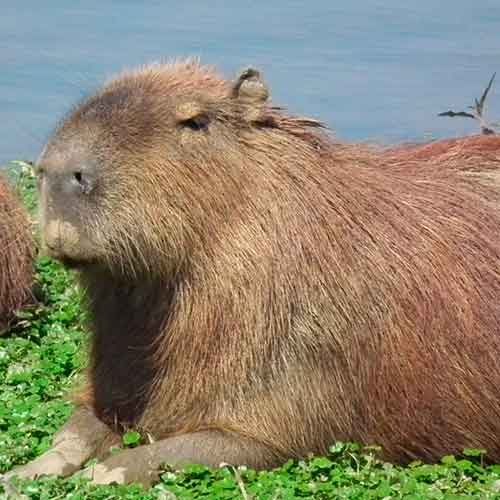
xmin=0 ymin=174 xmax=33 ymax=333
xmin=37 ymin=60 xmax=500 ymax=467
xmin=382 ymin=135 xmax=500 ymax=170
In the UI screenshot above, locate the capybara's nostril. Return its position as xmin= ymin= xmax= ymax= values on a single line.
xmin=69 ymin=171 xmax=93 ymax=195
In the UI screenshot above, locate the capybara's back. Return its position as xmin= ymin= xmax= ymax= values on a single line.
xmin=0 ymin=173 xmax=33 ymax=333
xmin=35 ymin=61 xmax=500 ymax=469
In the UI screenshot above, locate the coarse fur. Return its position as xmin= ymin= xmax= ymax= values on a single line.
xmin=0 ymin=174 xmax=33 ymax=333
xmin=33 ymin=60 xmax=500 ymax=468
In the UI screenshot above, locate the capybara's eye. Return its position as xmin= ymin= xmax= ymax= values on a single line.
xmin=74 ymin=172 xmax=83 ymax=183
xmin=184 ymin=119 xmax=202 ymax=131
xmin=181 ymin=115 xmax=209 ymax=132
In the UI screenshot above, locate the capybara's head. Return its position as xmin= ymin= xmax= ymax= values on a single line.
xmin=36 ymin=61 xmax=311 ymax=276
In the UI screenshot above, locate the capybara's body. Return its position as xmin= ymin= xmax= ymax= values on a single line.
xmin=33 ymin=61 xmax=500 ymax=470
xmin=0 ymin=174 xmax=33 ymax=333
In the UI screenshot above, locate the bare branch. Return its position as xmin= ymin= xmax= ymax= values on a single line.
xmin=478 ymin=72 xmax=496 ymax=113
xmin=438 ymin=111 xmax=476 ymax=119
xmin=438 ymin=73 xmax=498 ymax=135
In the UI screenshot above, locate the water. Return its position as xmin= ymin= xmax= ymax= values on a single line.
xmin=1 ymin=1 xmax=500 ymax=166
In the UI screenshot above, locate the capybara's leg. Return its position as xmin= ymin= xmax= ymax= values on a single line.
xmin=80 ymin=430 xmax=280 ymax=486
xmin=3 ymin=407 xmax=116 ymax=481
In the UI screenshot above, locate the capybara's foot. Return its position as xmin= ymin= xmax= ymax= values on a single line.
xmin=3 ymin=448 xmax=81 ymax=481
xmin=4 ymin=407 xmax=116 ymax=482
xmin=77 ymin=430 xmax=280 ymax=487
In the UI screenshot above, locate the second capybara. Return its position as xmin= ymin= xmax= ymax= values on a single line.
xmin=382 ymin=134 xmax=500 ymax=171
xmin=0 ymin=172 xmax=33 ymax=333
xmin=7 ymin=60 xmax=500 ymax=486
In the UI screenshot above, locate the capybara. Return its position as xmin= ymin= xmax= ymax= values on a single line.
xmin=382 ymin=134 xmax=500 ymax=169
xmin=381 ymin=134 xmax=500 ymax=187
xmin=0 ymin=173 xmax=33 ymax=333
xmin=6 ymin=60 xmax=500 ymax=486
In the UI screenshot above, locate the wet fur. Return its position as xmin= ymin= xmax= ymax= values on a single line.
xmin=40 ymin=61 xmax=500 ymax=466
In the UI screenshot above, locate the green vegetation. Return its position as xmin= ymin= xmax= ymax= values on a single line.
xmin=2 ymin=161 xmax=500 ymax=498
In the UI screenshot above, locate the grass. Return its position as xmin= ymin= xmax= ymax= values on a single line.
xmin=2 ymin=161 xmax=500 ymax=498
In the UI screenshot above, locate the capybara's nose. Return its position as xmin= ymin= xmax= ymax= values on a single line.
xmin=42 ymin=219 xmax=81 ymax=258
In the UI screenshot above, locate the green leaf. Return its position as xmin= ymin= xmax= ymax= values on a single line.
xmin=122 ymin=430 xmax=142 ymax=447
xmin=463 ymin=448 xmax=487 ymax=457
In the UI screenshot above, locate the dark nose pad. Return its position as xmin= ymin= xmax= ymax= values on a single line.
xmin=66 ymin=171 xmax=94 ymax=195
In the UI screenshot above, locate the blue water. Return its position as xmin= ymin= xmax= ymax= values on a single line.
xmin=1 ymin=1 xmax=500 ymax=165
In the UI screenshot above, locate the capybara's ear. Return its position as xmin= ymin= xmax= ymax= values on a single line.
xmin=231 ymin=68 xmax=269 ymax=103
xmin=175 ymin=102 xmax=211 ymax=131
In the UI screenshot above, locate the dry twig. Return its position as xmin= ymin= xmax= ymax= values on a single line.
xmin=439 ymin=73 xmax=498 ymax=135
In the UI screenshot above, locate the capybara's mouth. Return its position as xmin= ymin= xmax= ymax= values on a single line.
xmin=58 ymin=255 xmax=89 ymax=270
xmin=43 ymin=247 xmax=83 ymax=269
xmin=43 ymin=242 xmax=93 ymax=270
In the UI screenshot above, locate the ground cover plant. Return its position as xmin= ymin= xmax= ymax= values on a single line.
xmin=1 ymin=161 xmax=500 ymax=498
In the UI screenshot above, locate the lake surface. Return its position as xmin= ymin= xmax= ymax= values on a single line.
xmin=1 ymin=1 xmax=500 ymax=165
